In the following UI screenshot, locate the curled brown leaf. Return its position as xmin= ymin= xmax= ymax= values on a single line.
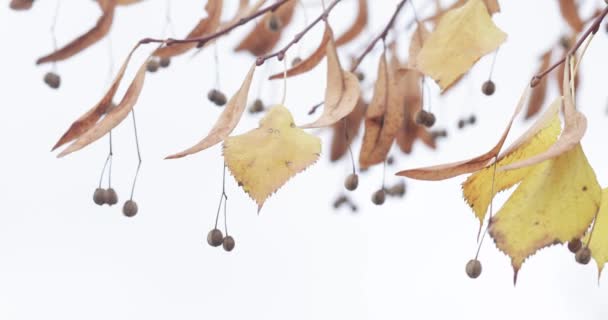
xmin=330 ymin=98 xmax=366 ymax=162
xmin=525 ymin=49 xmax=552 ymax=119
xmin=37 ymin=0 xmax=116 ymax=65
xmin=558 ymin=0 xmax=584 ymax=32
xmin=335 ymin=0 xmax=368 ymax=46
xmin=166 ymin=64 xmax=256 ymax=159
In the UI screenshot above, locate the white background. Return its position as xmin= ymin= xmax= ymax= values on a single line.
xmin=1 ymin=0 xmax=608 ymax=319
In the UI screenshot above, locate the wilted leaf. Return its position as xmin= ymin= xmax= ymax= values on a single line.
xmin=153 ymin=0 xmax=223 ymax=59
xmin=502 ymin=56 xmax=586 ymax=171
xmin=235 ymin=0 xmax=297 ymax=56
xmin=223 ymin=105 xmax=321 ymax=210
xmin=558 ymin=0 xmax=584 ymax=32
xmin=396 ymin=86 xmax=530 ymax=181
xmin=408 ymin=22 xmax=430 ymax=68
xmin=166 ymin=64 xmax=256 ymax=159
xmin=489 ymin=144 xmax=600 ymax=281
xmin=463 ymin=98 xmax=561 ymax=226
xmin=415 ymin=0 xmax=507 ymax=91
xmin=335 ymin=0 xmax=368 ymax=46
xmin=37 ymin=0 xmax=116 ymax=64
xmin=330 ymin=98 xmax=366 ymax=162
xmin=52 ymin=43 xmax=142 ymax=151
xmin=526 ymin=49 xmax=552 ymax=119
xmin=585 ymin=188 xmax=608 ymax=276
xmin=57 ymin=46 xmax=155 ymax=157
xmin=300 ymin=30 xmax=360 ymax=128
xmin=268 ymin=25 xmax=331 ymax=80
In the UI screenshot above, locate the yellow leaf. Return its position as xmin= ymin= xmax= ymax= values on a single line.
xmin=415 ymin=0 xmax=506 ymax=91
xmin=585 ymin=189 xmax=608 ymax=276
xmin=223 ymin=105 xmax=321 ymax=211
xmin=462 ymin=98 xmax=561 ymax=226
xmin=489 ymin=144 xmax=601 ymax=281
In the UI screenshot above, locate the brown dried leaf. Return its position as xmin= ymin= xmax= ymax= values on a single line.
xmin=501 ymin=56 xmax=587 ymax=171
xmin=300 ymin=30 xmax=360 ymax=128
xmin=268 ymin=25 xmax=331 ymax=80
xmin=396 ymin=86 xmax=530 ymax=180
xmin=235 ymin=0 xmax=297 ymax=56
xmin=335 ymin=0 xmax=368 ymax=46
xmin=153 ymin=0 xmax=223 ymax=59
xmin=116 ymin=0 xmax=143 ymax=5
xmin=52 ymin=43 xmax=141 ymax=151
xmin=408 ymin=22 xmax=430 ymax=68
xmin=36 ymin=1 xmax=116 ymax=65
xmin=57 ymin=47 xmax=155 ymax=157
xmin=10 ymin=0 xmax=33 ymax=10
xmin=558 ymin=0 xmax=584 ymax=32
xmin=166 ymin=64 xmax=256 ymax=159
xmin=396 ymin=69 xmax=436 ymax=153
xmin=330 ymin=98 xmax=366 ymax=162
xmin=525 ymin=49 xmax=552 ymax=119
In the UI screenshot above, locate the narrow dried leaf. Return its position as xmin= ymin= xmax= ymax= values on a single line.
xmin=37 ymin=1 xmax=116 ymax=64
xmin=396 ymin=68 xmax=436 ymax=153
xmin=585 ymin=188 xmax=608 ymax=276
xmin=57 ymin=48 xmax=154 ymax=157
xmin=235 ymin=0 xmax=297 ymax=56
xmin=166 ymin=64 xmax=256 ymax=159
xmin=525 ymin=49 xmax=552 ymax=119
xmin=396 ymin=86 xmax=530 ymax=180
xmin=116 ymin=0 xmax=143 ymax=5
xmin=330 ymin=98 xmax=366 ymax=162
xmin=502 ymin=56 xmax=586 ymax=171
xmin=408 ymin=22 xmax=431 ymax=68
xmin=558 ymin=0 xmax=584 ymax=32
xmin=52 ymin=43 xmax=141 ymax=151
xmin=223 ymin=105 xmax=321 ymax=211
xmin=268 ymin=25 xmax=331 ymax=80
xmin=335 ymin=0 xmax=368 ymax=46
xmin=415 ymin=0 xmax=507 ymax=91
xmin=10 ymin=0 xmax=34 ymax=10
xmin=153 ymin=0 xmax=223 ymax=59
xmin=300 ymin=31 xmax=360 ymax=128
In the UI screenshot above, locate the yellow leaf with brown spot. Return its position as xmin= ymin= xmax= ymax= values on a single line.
xmin=223 ymin=105 xmax=321 ymax=211
xmin=585 ymin=189 xmax=608 ymax=276
xmin=463 ymin=98 xmax=561 ymax=227
xmin=489 ymin=144 xmax=600 ymax=282
xmin=415 ymin=0 xmax=506 ymax=91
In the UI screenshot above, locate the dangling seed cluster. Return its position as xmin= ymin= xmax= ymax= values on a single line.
xmin=249 ymin=98 xmax=265 ymax=114
xmin=415 ymin=110 xmax=436 ymax=128
xmin=457 ymin=114 xmax=477 ymax=130
xmin=208 ymin=89 xmax=227 ymax=107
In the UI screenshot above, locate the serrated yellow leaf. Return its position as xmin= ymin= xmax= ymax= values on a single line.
xmin=223 ymin=105 xmax=321 ymax=211
xmin=489 ymin=144 xmax=601 ymax=281
xmin=585 ymin=188 xmax=608 ymax=277
xmin=462 ymin=98 xmax=561 ymax=226
xmin=415 ymin=0 xmax=507 ymax=91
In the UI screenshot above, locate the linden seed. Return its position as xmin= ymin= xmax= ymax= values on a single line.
xmin=414 ymin=110 xmax=427 ymax=126
xmin=333 ymin=195 xmax=347 ymax=209
xmin=575 ymin=247 xmax=591 ymax=265
xmin=105 ymin=188 xmax=118 ymax=206
xmin=458 ymin=119 xmax=466 ymax=129
xmin=122 ymin=200 xmax=138 ymax=217
xmin=43 ymin=72 xmax=61 ymax=89
xmin=356 ymin=71 xmax=365 ymax=82
xmin=146 ymin=59 xmax=159 ymax=73
xmin=222 ymin=236 xmax=236 ymax=252
xmin=388 ymin=182 xmax=406 ymax=197
xmin=567 ymin=238 xmax=582 ymax=254
xmin=159 ymin=57 xmax=171 ymax=68
xmin=214 ymin=91 xmax=227 ymax=106
xmin=387 ymin=156 xmax=394 ymax=166
xmin=424 ymin=112 xmax=436 ymax=128
xmin=250 ymin=99 xmax=265 ymax=113
xmin=207 ymin=89 xmax=219 ymax=103
xmin=465 ymin=259 xmax=482 ymax=279
xmin=482 ymin=80 xmax=496 ymax=96
xmin=93 ymin=188 xmax=106 ymax=206
xmin=372 ymin=189 xmax=386 ymax=205
xmin=207 ymin=229 xmax=224 ymax=247
xmin=267 ymin=13 xmax=282 ymax=32
xmin=468 ymin=114 xmax=477 ymax=125
xmin=291 ymin=57 xmax=303 ymax=67
xmin=344 ymin=173 xmax=359 ymax=191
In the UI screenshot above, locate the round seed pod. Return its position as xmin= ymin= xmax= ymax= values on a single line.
xmin=207 ymin=89 xmax=220 ymax=103
xmin=386 ymin=156 xmax=394 ymax=166
xmin=415 ymin=110 xmax=428 ymax=126
xmin=250 ymin=99 xmax=265 ymax=114
xmin=575 ymin=247 xmax=591 ymax=265
xmin=465 ymin=259 xmax=482 ymax=279
xmin=222 ymin=236 xmax=235 ymax=252
xmin=389 ymin=182 xmax=406 ymax=197
xmin=371 ymin=189 xmax=386 ymax=205
xmin=424 ymin=112 xmax=436 ymax=128
xmin=344 ymin=173 xmax=359 ymax=191
xmin=105 ymin=188 xmax=118 ymax=206
xmin=122 ymin=200 xmax=138 ymax=217
xmin=159 ymin=57 xmax=171 ymax=68
xmin=214 ymin=91 xmax=227 ymax=106
xmin=267 ymin=13 xmax=282 ymax=32
xmin=481 ymin=80 xmax=496 ymax=96
xmin=291 ymin=57 xmax=302 ymax=67
xmin=93 ymin=188 xmax=106 ymax=206
xmin=333 ymin=195 xmax=347 ymax=209
xmin=468 ymin=114 xmax=477 ymax=125
xmin=568 ymin=238 xmax=582 ymax=254
xmin=44 ymin=72 xmax=61 ymax=89
xmin=458 ymin=119 xmax=466 ymax=129
xmin=146 ymin=59 xmax=159 ymax=73
xmin=207 ymin=229 xmax=224 ymax=247
xmin=356 ymin=71 xmax=365 ymax=82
